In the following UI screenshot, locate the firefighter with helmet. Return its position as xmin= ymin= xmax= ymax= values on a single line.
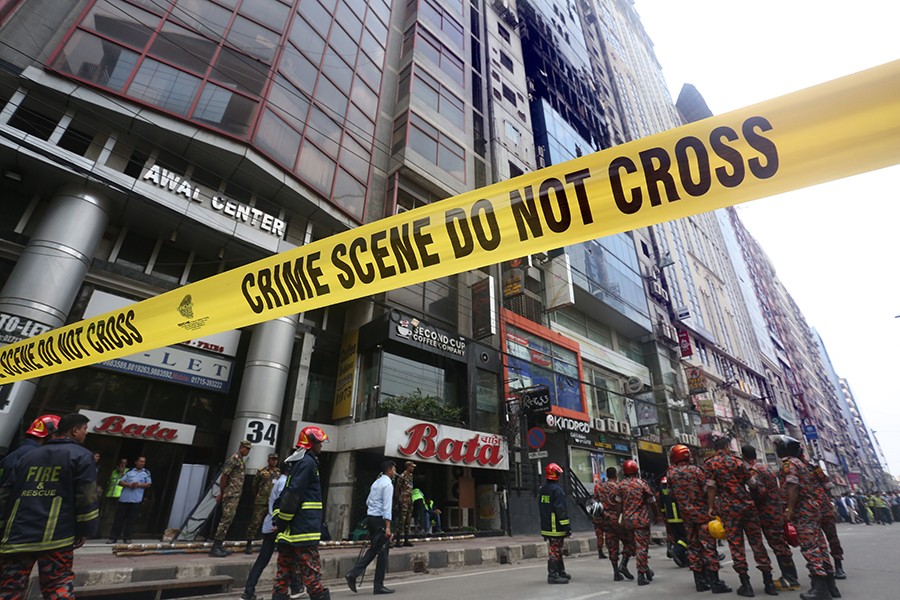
xmin=0 ymin=414 xmax=60 ymax=486
xmin=272 ymin=426 xmax=330 ymax=600
xmin=616 ymin=458 xmax=661 ymax=586
xmin=773 ymin=435 xmax=838 ymax=600
xmin=667 ymin=444 xmax=733 ymax=593
xmin=539 ymin=462 xmax=571 ymax=584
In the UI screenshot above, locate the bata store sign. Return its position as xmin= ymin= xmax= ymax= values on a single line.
xmin=386 ymin=414 xmax=508 ymax=470
xmin=80 ymin=410 xmax=196 ymax=445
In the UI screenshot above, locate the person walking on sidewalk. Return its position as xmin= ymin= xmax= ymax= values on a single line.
xmin=107 ymin=456 xmax=151 ymax=544
xmin=272 ymin=426 xmax=330 ymax=600
xmin=594 ymin=466 xmax=627 ymax=581
xmin=617 ymin=459 xmax=660 ymax=586
xmin=244 ymin=452 xmax=281 ymax=555
xmin=539 ymin=462 xmax=572 ymax=584
xmin=0 ymin=413 xmax=99 ymax=599
xmin=210 ymin=440 xmax=252 ymax=557
xmin=393 ymin=461 xmax=415 ymax=547
xmin=346 ymin=460 xmax=397 ymax=595
xmin=668 ymin=444 xmax=732 ymax=594
xmin=742 ymin=443 xmax=801 ymax=590
xmin=705 ymin=432 xmax=776 ymax=596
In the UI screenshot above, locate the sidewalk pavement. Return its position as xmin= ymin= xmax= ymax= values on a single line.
xmin=25 ymin=526 xmax=667 ymax=598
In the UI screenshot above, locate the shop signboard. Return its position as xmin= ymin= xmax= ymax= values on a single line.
xmin=686 ymin=367 xmax=707 ymax=395
xmin=80 ymin=409 xmax=196 ymax=445
xmin=94 ymin=345 xmax=233 ymax=393
xmin=470 ymin=276 xmax=496 ymax=340
xmin=386 ymin=414 xmax=508 ymax=470
xmin=677 ymin=329 xmax=692 ymax=357
xmin=522 ymin=385 xmax=551 ymax=414
xmin=388 ymin=312 xmax=467 ymax=362
xmin=0 ymin=312 xmax=53 ymax=344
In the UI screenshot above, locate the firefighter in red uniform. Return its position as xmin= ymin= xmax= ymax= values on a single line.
xmin=804 ymin=450 xmax=845 ymax=580
xmin=0 ymin=413 xmax=99 ymax=599
xmin=668 ymin=444 xmax=732 ymax=593
xmin=742 ymin=443 xmax=802 ymax=591
xmin=705 ymin=432 xmax=777 ymax=596
xmin=594 ymin=466 xmax=625 ymax=580
xmin=272 ymin=426 xmax=330 ymax=600
xmin=774 ymin=435 xmax=838 ymax=600
xmin=616 ymin=459 xmax=660 ymax=586
xmin=539 ymin=463 xmax=571 ymax=584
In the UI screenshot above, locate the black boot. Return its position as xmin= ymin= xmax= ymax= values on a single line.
xmin=762 ymin=571 xmax=779 ymax=596
xmin=309 ymin=591 xmax=332 ymax=600
xmin=558 ymin=557 xmax=572 ymax=581
xmin=825 ymin=574 xmax=841 ymax=598
xmin=547 ymin=559 xmax=569 ymax=584
xmin=208 ymin=540 xmax=229 ymax=557
xmin=637 ymin=571 xmax=650 ymax=586
xmin=833 ymin=559 xmax=845 ymax=580
xmin=619 ymin=556 xmax=634 ymax=580
xmin=774 ymin=557 xmax=801 ymax=591
xmin=799 ymin=576 xmax=830 ymax=600
xmin=694 ymin=570 xmax=711 ymax=592
xmin=244 ymin=540 xmax=253 ymax=555
xmin=737 ymin=572 xmax=755 ymax=597
xmin=708 ymin=570 xmax=733 ymax=594
xmin=598 ymin=546 xmax=607 ymax=559
xmin=402 ymin=536 xmax=413 ymax=547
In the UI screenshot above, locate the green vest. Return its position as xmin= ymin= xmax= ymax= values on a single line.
xmin=411 ymin=488 xmax=425 ymax=503
xmin=105 ymin=468 xmax=128 ymax=498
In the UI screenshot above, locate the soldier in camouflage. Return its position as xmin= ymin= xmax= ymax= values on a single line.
xmin=805 ymin=451 xmax=846 ymax=580
xmin=210 ymin=440 xmax=251 ymax=558
xmin=393 ymin=461 xmax=415 ymax=547
xmin=616 ymin=459 xmax=660 ymax=586
xmin=594 ymin=466 xmax=627 ymax=581
xmin=244 ymin=452 xmax=280 ymax=555
xmin=704 ymin=433 xmax=776 ymax=596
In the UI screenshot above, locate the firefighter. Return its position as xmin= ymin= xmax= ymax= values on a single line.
xmin=773 ymin=435 xmax=837 ymax=600
xmin=595 ymin=466 xmax=627 ymax=580
xmin=804 ymin=450 xmax=846 ymax=580
xmin=617 ymin=459 xmax=660 ymax=586
xmin=742 ymin=444 xmax=801 ymax=591
xmin=539 ymin=462 xmax=571 ymax=584
xmin=705 ymin=432 xmax=777 ymax=596
xmin=591 ymin=479 xmax=607 ymax=559
xmin=667 ymin=444 xmax=732 ymax=593
xmin=658 ymin=475 xmax=688 ymax=568
xmin=0 ymin=413 xmax=99 ymax=598
xmin=0 ymin=414 xmax=60 ymax=486
xmin=272 ymin=426 xmax=330 ymax=600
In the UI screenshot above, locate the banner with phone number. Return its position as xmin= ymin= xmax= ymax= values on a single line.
xmin=1 ymin=60 xmax=899 ymax=385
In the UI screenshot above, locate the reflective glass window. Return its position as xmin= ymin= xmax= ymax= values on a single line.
xmin=128 ymin=58 xmax=200 ymax=115
xmin=352 ymin=78 xmax=378 ymax=114
xmin=226 ymin=15 xmax=279 ymax=63
xmin=338 ymin=134 xmax=370 ymax=182
xmin=51 ymin=32 xmax=138 ymax=92
xmin=169 ymin=0 xmax=232 ymax=39
xmin=322 ymin=47 xmax=353 ymax=94
xmin=279 ymin=43 xmax=319 ymax=94
xmin=255 ymin=108 xmax=302 ymax=168
xmin=298 ymin=0 xmax=332 ymax=37
xmin=289 ymin=15 xmax=326 ymax=61
xmin=150 ymin=22 xmax=216 ymax=74
xmin=332 ymin=168 xmax=365 ymax=219
xmin=268 ymin=74 xmax=311 ymax=132
xmin=335 ymin=1 xmax=363 ymax=39
xmin=298 ymin=141 xmax=336 ymax=194
xmin=239 ymin=0 xmax=290 ymax=32
xmin=313 ymin=76 xmax=348 ymax=118
xmin=193 ymin=81 xmax=257 ymax=135
xmin=305 ymin=105 xmax=341 ymax=158
xmin=346 ymin=102 xmax=374 ymax=142
xmin=212 ymin=46 xmax=270 ymax=94
xmin=82 ymin=0 xmax=159 ymax=50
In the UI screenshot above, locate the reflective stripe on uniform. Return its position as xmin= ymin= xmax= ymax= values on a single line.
xmin=300 ymin=502 xmax=323 ymax=510
xmin=276 ymin=531 xmax=321 ymax=543
xmin=43 ymin=496 xmax=61 ymax=544
xmin=76 ymin=509 xmax=100 ymax=522
xmin=0 ymin=536 xmax=76 ymax=553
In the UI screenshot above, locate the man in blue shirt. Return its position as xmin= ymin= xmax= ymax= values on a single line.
xmin=346 ymin=460 xmax=396 ymax=595
xmin=107 ymin=456 xmax=152 ymax=544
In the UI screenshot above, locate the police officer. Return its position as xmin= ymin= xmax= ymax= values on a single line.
xmin=0 ymin=413 xmax=99 ymax=598
xmin=245 ymin=452 xmax=281 ymax=554
xmin=272 ymin=426 xmax=330 ymax=600
xmin=210 ymin=439 xmax=252 ymax=557
xmin=742 ymin=444 xmax=801 ymax=590
xmin=594 ymin=466 xmax=626 ymax=580
xmin=773 ymin=435 xmax=837 ymax=600
xmin=705 ymin=432 xmax=776 ymax=596
xmin=539 ymin=462 xmax=571 ymax=584
xmin=668 ymin=444 xmax=732 ymax=593
xmin=617 ymin=459 xmax=660 ymax=586
xmin=393 ymin=461 xmax=415 ymax=547
xmin=0 ymin=414 xmax=60 ymax=486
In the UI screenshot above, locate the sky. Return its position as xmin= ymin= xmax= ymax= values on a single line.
xmin=632 ymin=1 xmax=900 ymax=477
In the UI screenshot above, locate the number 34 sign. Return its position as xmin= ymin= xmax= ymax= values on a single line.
xmin=243 ymin=418 xmax=278 ymax=446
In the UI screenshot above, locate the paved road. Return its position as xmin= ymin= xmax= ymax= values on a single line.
xmin=215 ymin=522 xmax=894 ymax=599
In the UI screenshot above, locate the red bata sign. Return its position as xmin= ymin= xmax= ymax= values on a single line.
xmin=79 ymin=410 xmax=196 ymax=445
xmin=386 ymin=414 xmax=508 ymax=470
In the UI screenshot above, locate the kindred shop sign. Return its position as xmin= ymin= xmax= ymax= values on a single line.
xmin=385 ymin=414 xmax=508 ymax=470
xmin=79 ymin=409 xmax=196 ymax=445
xmin=545 ymin=413 xmax=591 ymax=433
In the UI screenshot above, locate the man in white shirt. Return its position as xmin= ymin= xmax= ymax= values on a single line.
xmin=346 ymin=460 xmax=396 ymax=595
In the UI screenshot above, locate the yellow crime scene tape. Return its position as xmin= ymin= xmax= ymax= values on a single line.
xmin=1 ymin=60 xmax=899 ymax=385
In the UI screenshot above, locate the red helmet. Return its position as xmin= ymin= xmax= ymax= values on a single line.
xmin=670 ymin=444 xmax=691 ymax=464
xmin=545 ymin=462 xmax=564 ymax=480
xmin=623 ymin=459 xmax=639 ymax=475
xmin=296 ymin=426 xmax=328 ymax=449
xmin=26 ymin=414 xmax=60 ymax=439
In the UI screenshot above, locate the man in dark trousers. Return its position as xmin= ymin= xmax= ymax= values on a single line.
xmin=539 ymin=462 xmax=571 ymax=584
xmin=108 ymin=456 xmax=152 ymax=544
xmin=0 ymin=413 xmax=99 ymax=598
xmin=272 ymin=426 xmax=330 ymax=600
xmin=346 ymin=460 xmax=397 ymax=595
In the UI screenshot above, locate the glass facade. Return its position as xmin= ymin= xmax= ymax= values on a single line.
xmin=51 ymin=0 xmax=391 ymax=222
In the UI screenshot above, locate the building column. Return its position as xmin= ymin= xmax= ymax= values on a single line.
xmin=226 ymin=315 xmax=297 ymax=471
xmin=0 ymin=185 xmax=109 ymax=452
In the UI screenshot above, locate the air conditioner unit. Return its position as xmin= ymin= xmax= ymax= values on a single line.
xmin=690 ymin=434 xmax=701 ymax=447
xmin=605 ymin=418 xmax=618 ymax=433
xmin=659 ymin=288 xmax=669 ymax=303
xmin=678 ymin=432 xmax=692 ymax=445
xmin=617 ymin=421 xmax=631 ymax=436
xmin=593 ymin=417 xmax=607 ymax=432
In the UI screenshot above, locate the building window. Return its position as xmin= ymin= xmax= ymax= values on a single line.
xmin=404 ymin=26 xmax=465 ymax=87
xmin=499 ymin=51 xmax=514 ymax=72
xmin=408 ymin=113 xmax=466 ymax=181
xmin=412 ymin=69 xmax=465 ymax=129
xmin=501 ymin=84 xmax=516 ymax=106
xmin=420 ymin=0 xmax=465 ymax=48
xmin=497 ymin=23 xmax=510 ymax=42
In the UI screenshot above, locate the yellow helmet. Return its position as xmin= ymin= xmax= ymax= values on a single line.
xmin=707 ymin=517 xmax=726 ymax=540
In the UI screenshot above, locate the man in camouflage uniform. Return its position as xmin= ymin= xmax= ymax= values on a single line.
xmin=668 ymin=444 xmax=732 ymax=593
xmin=704 ymin=433 xmax=776 ymax=596
xmin=244 ymin=452 xmax=280 ymax=554
xmin=594 ymin=466 xmax=627 ymax=580
xmin=616 ymin=459 xmax=660 ymax=586
xmin=393 ymin=461 xmax=415 ymax=547
xmin=806 ymin=455 xmax=845 ymax=579
xmin=210 ymin=440 xmax=252 ymax=557
xmin=742 ymin=444 xmax=802 ymax=591
xmin=774 ymin=435 xmax=837 ymax=600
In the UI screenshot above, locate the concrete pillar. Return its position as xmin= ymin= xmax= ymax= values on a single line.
xmin=226 ymin=315 xmax=297 ymax=472
xmin=0 ymin=185 xmax=109 ymax=451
